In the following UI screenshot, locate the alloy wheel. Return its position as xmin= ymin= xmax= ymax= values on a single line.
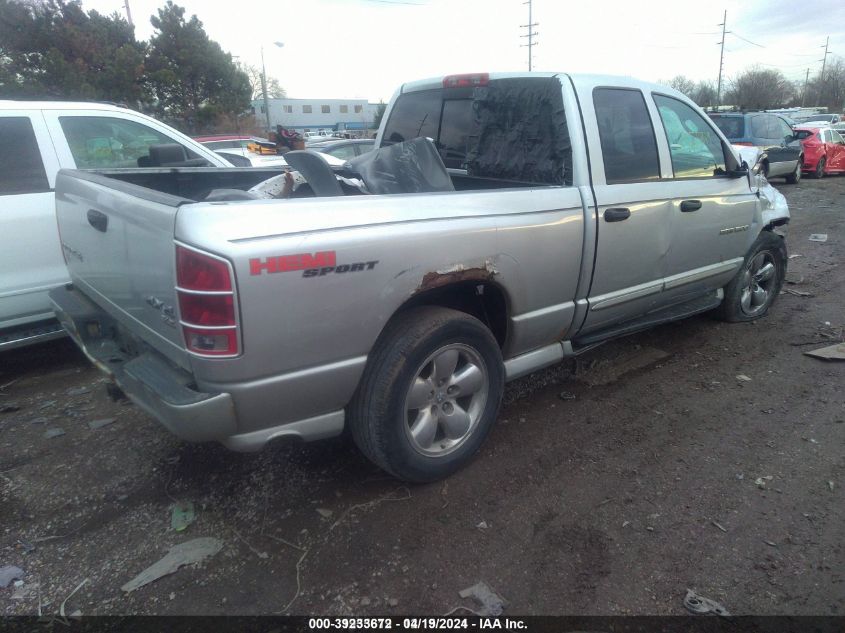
xmin=740 ymin=251 xmax=777 ymax=317
xmin=403 ymin=344 xmax=489 ymax=457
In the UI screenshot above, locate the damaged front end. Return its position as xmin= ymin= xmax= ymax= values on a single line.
xmin=732 ymin=144 xmax=790 ymax=232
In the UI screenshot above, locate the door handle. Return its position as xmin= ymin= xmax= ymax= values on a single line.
xmin=87 ymin=209 xmax=108 ymax=232
xmin=604 ymin=207 xmax=631 ymax=222
xmin=680 ymin=200 xmax=702 ymax=212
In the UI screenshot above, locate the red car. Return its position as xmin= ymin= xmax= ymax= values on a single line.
xmin=796 ymin=126 xmax=845 ymax=178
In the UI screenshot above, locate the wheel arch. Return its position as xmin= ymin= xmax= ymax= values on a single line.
xmin=392 ymin=278 xmax=511 ymax=350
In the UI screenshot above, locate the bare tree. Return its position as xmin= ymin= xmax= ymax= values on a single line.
xmin=805 ymin=58 xmax=845 ymax=112
xmin=238 ymin=63 xmax=286 ymax=101
xmin=662 ymin=75 xmax=696 ymax=97
xmin=690 ymin=81 xmax=717 ymax=108
xmin=725 ymin=66 xmax=794 ymax=110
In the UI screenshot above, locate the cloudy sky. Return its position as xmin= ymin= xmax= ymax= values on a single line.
xmin=80 ymin=0 xmax=845 ymax=102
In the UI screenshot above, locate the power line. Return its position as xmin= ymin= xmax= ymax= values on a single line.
xmin=729 ymin=31 xmax=765 ymax=48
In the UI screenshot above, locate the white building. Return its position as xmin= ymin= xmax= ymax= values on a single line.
xmin=252 ymin=98 xmax=380 ymax=134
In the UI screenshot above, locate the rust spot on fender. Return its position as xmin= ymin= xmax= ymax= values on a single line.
xmin=417 ymin=266 xmax=496 ymax=294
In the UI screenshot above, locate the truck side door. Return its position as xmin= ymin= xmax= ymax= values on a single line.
xmin=651 ymin=93 xmax=758 ymax=304
xmin=0 ymin=111 xmax=66 ymax=330
xmin=578 ymin=87 xmax=672 ymax=336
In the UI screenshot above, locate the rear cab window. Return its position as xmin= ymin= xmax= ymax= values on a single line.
xmin=0 ymin=117 xmax=50 ymax=195
xmin=381 ymin=76 xmax=571 ymax=186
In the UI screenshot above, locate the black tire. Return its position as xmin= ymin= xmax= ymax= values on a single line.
xmin=714 ymin=231 xmax=787 ymax=323
xmin=784 ymin=157 xmax=802 ymax=184
xmin=349 ymin=306 xmax=504 ymax=482
xmin=814 ymin=156 xmax=826 ymax=179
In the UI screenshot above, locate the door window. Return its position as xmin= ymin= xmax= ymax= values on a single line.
xmin=59 ymin=116 xmax=192 ymax=168
xmin=750 ymin=116 xmax=768 ymax=139
xmin=775 ymin=117 xmax=793 ymax=141
xmin=831 ymin=130 xmax=845 ymax=145
xmin=653 ymin=94 xmax=727 ymax=178
xmin=0 ymin=117 xmax=50 ymax=195
xmin=593 ymin=88 xmax=660 ymax=184
xmin=321 ymin=144 xmax=357 ymax=160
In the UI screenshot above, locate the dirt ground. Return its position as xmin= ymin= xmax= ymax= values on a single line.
xmin=1 ymin=174 xmax=843 ymax=617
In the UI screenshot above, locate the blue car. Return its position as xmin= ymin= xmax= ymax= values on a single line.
xmin=708 ymin=112 xmax=803 ymax=184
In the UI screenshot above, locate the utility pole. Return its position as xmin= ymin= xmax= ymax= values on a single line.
xmin=716 ymin=10 xmax=727 ymax=107
xmin=260 ymin=46 xmax=271 ymax=134
xmin=801 ymin=68 xmax=809 ymax=107
xmin=520 ymin=0 xmax=538 ymax=72
xmin=123 ymin=0 xmax=133 ymax=26
xmin=819 ymin=36 xmax=830 ymax=81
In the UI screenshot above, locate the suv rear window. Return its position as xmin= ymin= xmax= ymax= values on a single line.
xmin=709 ymin=116 xmax=745 ymax=139
xmin=381 ymin=77 xmax=571 ymax=185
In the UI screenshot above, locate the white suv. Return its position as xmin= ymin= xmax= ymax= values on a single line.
xmin=0 ymin=101 xmax=232 ymax=350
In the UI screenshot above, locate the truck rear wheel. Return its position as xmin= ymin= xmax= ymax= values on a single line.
xmin=714 ymin=231 xmax=786 ymax=322
xmin=349 ymin=306 xmax=504 ymax=482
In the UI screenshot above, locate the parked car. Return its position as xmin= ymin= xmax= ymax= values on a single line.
xmin=214 ymin=148 xmax=349 ymax=168
xmin=0 ymin=101 xmax=231 ymax=351
xmin=708 ymin=112 xmax=803 ymax=183
xmin=194 ymin=134 xmax=263 ymax=150
xmin=794 ymin=114 xmax=840 ymax=126
xmin=308 ymin=138 xmax=375 ymax=160
xmin=51 ymin=72 xmax=789 ymax=481
xmin=794 ymin=126 xmax=845 ymax=178
xmin=213 ymin=148 xmax=289 ymax=168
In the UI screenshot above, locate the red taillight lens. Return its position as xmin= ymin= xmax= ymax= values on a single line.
xmin=733 ymin=142 xmax=754 ymax=146
xmin=175 ymin=244 xmax=239 ymax=356
xmin=443 ymin=73 xmax=489 ymax=88
xmin=176 ymin=245 xmax=232 ymax=291
xmin=178 ymin=293 xmax=235 ymax=326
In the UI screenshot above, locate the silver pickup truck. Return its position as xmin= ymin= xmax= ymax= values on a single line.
xmin=50 ymin=72 xmax=789 ymax=482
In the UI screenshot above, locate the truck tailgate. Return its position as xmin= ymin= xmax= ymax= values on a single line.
xmin=55 ymin=170 xmax=191 ymax=368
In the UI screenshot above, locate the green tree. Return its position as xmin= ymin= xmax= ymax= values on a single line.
xmin=145 ymin=1 xmax=250 ymax=132
xmin=0 ymin=0 xmax=146 ymax=103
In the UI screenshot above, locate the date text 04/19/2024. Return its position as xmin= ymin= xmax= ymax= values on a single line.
xmin=307 ymin=618 xmax=527 ymax=630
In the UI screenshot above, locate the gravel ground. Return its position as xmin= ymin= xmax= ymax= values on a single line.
xmin=1 ymin=174 xmax=843 ymax=617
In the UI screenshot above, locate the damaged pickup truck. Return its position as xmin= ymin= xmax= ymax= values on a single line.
xmin=50 ymin=72 xmax=789 ymax=481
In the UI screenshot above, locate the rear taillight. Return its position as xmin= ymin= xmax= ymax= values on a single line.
xmin=443 ymin=73 xmax=489 ymax=88
xmin=175 ymin=244 xmax=239 ymax=357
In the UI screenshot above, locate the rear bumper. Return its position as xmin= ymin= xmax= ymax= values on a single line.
xmin=49 ymin=285 xmax=346 ymax=450
xmin=50 ymin=285 xmax=238 ymax=443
